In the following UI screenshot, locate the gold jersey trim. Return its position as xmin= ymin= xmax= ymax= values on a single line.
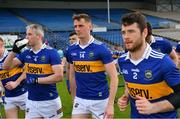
xmin=25 ymin=63 xmax=53 ymax=74
xmin=73 ymin=60 xmax=105 ymax=73
xmin=126 ymin=81 xmax=173 ymax=100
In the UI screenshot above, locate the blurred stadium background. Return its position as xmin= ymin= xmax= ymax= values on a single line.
xmin=0 ymin=0 xmax=180 ymax=118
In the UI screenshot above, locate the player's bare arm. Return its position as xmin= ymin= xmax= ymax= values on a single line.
xmin=104 ymin=61 xmax=119 ymax=119
xmin=69 ymin=64 xmax=76 ymax=101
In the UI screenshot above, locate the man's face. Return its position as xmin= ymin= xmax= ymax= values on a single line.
xmin=26 ymin=29 xmax=39 ymax=47
xmin=69 ymin=34 xmax=78 ymax=45
xmin=74 ymin=18 xmax=92 ymax=39
xmin=176 ymin=52 xmax=180 ymax=61
xmin=121 ymin=23 xmax=146 ymax=52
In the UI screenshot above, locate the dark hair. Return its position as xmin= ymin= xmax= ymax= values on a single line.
xmin=146 ymin=22 xmax=152 ymax=36
xmin=0 ymin=37 xmax=4 ymax=43
xmin=72 ymin=13 xmax=91 ymax=23
xmin=121 ymin=12 xmax=147 ymax=32
xmin=69 ymin=31 xmax=76 ymax=37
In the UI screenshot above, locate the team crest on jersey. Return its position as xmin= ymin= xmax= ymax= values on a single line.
xmin=40 ymin=55 xmax=46 ymax=62
xmin=89 ymin=51 xmax=94 ymax=58
xmin=145 ymin=70 xmax=153 ymax=80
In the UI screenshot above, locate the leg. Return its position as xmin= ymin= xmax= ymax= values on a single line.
xmin=5 ymin=107 xmax=18 ymax=119
xmin=72 ymin=97 xmax=91 ymax=119
xmin=72 ymin=113 xmax=91 ymax=119
xmin=90 ymin=98 xmax=109 ymax=119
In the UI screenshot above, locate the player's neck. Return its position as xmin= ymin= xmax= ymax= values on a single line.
xmin=79 ymin=35 xmax=91 ymax=46
xmin=32 ymin=42 xmax=43 ymax=52
xmin=130 ymin=42 xmax=147 ymax=61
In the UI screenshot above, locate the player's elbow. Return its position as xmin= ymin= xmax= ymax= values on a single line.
xmin=55 ymin=73 xmax=64 ymax=82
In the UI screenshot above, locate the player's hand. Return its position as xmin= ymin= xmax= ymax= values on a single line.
xmin=104 ymin=104 xmax=114 ymax=119
xmin=135 ymin=95 xmax=155 ymax=115
xmin=12 ymin=39 xmax=27 ymax=54
xmin=5 ymin=81 xmax=19 ymax=90
xmin=118 ymin=94 xmax=129 ymax=111
xmin=26 ymin=77 xmax=38 ymax=84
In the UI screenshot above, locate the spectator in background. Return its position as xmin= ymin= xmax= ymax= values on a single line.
xmin=118 ymin=12 xmax=180 ymax=118
xmin=0 ymin=37 xmax=27 ymax=119
xmin=146 ymin=22 xmax=178 ymax=65
xmin=175 ymin=43 xmax=180 ymax=70
xmin=3 ymin=24 xmax=64 ymax=119
xmin=111 ymin=45 xmax=125 ymax=60
xmin=66 ymin=13 xmax=118 ymax=119
xmin=69 ymin=32 xmax=78 ymax=45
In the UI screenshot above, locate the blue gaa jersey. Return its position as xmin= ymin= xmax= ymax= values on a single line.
xmin=118 ymin=44 xmax=180 ymax=118
xmin=66 ymin=37 xmax=113 ymax=100
xmin=150 ymin=36 xmax=172 ymax=55
xmin=17 ymin=44 xmax=61 ymax=101
xmin=0 ymin=50 xmax=27 ymax=97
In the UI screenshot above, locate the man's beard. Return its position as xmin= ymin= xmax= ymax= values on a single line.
xmin=126 ymin=39 xmax=143 ymax=53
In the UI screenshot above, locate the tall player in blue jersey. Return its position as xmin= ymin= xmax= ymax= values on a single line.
xmin=117 ymin=12 xmax=180 ymax=118
xmin=66 ymin=13 xmax=118 ymax=119
xmin=146 ymin=22 xmax=178 ymax=65
xmin=3 ymin=24 xmax=64 ymax=119
xmin=0 ymin=37 xmax=27 ymax=118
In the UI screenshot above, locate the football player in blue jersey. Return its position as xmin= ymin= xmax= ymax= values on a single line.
xmin=146 ymin=22 xmax=178 ymax=65
xmin=175 ymin=44 xmax=180 ymax=70
xmin=3 ymin=24 xmax=64 ymax=119
xmin=117 ymin=12 xmax=180 ymax=118
xmin=0 ymin=37 xmax=27 ymax=119
xmin=66 ymin=13 xmax=118 ymax=119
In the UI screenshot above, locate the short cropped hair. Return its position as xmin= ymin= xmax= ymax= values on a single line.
xmin=69 ymin=31 xmax=76 ymax=37
xmin=121 ymin=12 xmax=147 ymax=32
xmin=72 ymin=13 xmax=91 ymax=23
xmin=26 ymin=24 xmax=44 ymax=37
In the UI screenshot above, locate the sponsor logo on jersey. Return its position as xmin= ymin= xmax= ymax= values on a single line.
xmin=73 ymin=61 xmax=105 ymax=73
xmin=71 ymin=52 xmax=77 ymax=56
xmin=74 ymin=64 xmax=92 ymax=72
xmin=122 ymin=69 xmax=128 ymax=74
xmin=27 ymin=64 xmax=44 ymax=74
xmin=126 ymin=81 xmax=173 ymax=100
xmin=0 ymin=67 xmax=22 ymax=80
xmin=25 ymin=63 xmax=53 ymax=75
xmin=131 ymin=68 xmax=140 ymax=72
xmin=0 ymin=72 xmax=10 ymax=79
xmin=26 ymin=55 xmax=31 ymax=59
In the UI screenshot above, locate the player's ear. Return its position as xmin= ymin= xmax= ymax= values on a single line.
xmin=89 ymin=22 xmax=93 ymax=31
xmin=143 ymin=28 xmax=148 ymax=39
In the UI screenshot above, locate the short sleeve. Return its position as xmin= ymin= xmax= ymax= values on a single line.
xmin=49 ymin=49 xmax=61 ymax=65
xmin=162 ymin=55 xmax=180 ymax=87
xmin=100 ymin=45 xmax=113 ymax=64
